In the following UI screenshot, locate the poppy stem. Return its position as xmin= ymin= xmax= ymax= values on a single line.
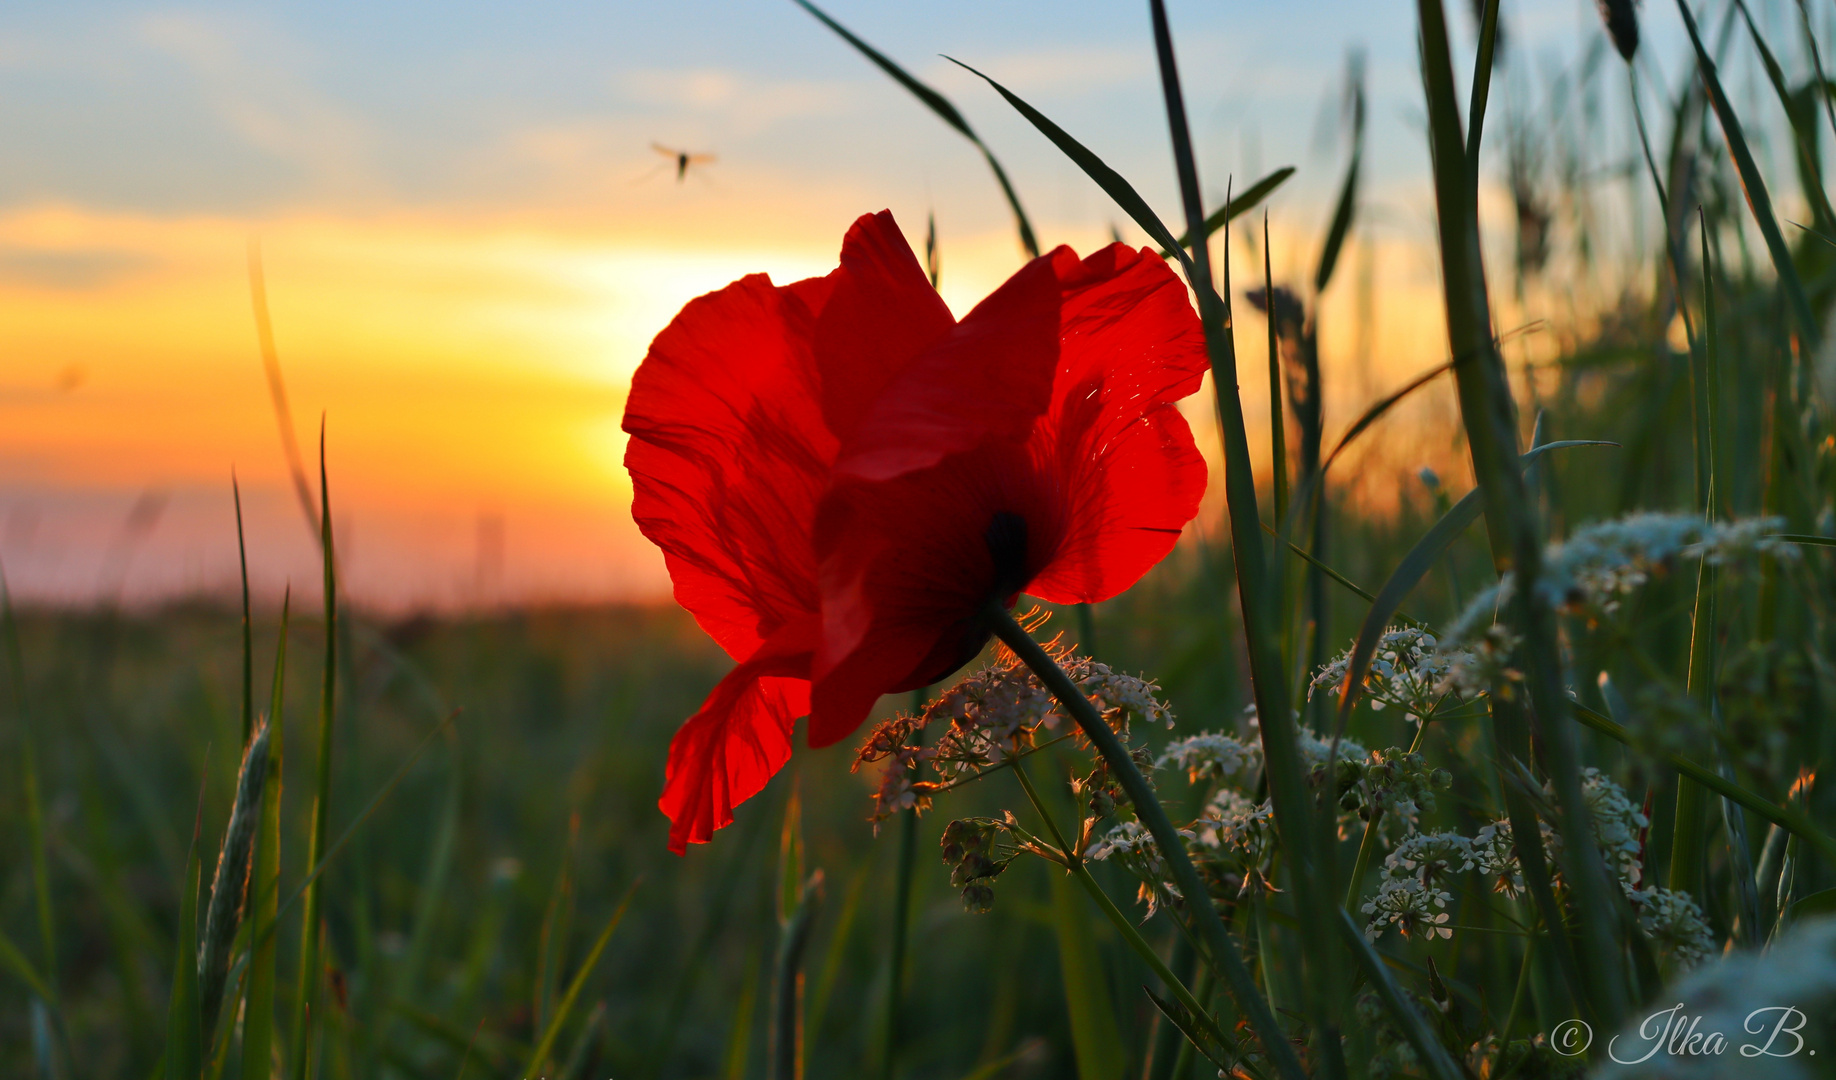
xmin=980 ymin=600 xmax=1304 ymax=1080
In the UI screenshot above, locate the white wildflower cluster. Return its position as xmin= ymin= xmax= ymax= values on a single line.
xmin=1086 ymin=819 xmax=1194 ymax=913
xmin=1351 ymin=747 xmax=1452 ymax=831
xmin=1155 ymin=730 xmax=1261 ymax=787
xmin=1297 ymin=726 xmax=1368 ymax=771
xmin=1437 ymin=624 xmax=1524 ymax=702
xmin=1471 ymin=819 xmax=1526 ymax=898
xmin=1362 ymin=876 xmax=1453 ymax=940
xmin=1578 ymin=767 xmax=1649 ymax=883
xmin=1381 ymin=831 xmax=1475 ymax=889
xmin=1447 ymin=513 xmax=1798 ymax=641
xmin=1191 ymin=789 xmax=1279 ymax=887
xmin=1623 ymin=883 xmax=1716 ymax=970
xmin=1310 ymin=627 xmax=1473 ymax=722
xmin=1363 ymin=832 xmax=1470 ymax=941
xmin=854 ymin=641 xmax=1175 ymax=823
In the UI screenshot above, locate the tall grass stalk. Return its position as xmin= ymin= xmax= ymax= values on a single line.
xmin=1416 ymin=0 xmax=1629 ymax=1031
xmin=289 ymin=426 xmax=338 ymax=1079
xmin=243 ymin=592 xmax=290 ymax=1080
xmin=1144 ymin=3 xmax=1346 ymax=1068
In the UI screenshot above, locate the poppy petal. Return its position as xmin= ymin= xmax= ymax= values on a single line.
xmin=832 ymin=251 xmax=1066 ymax=483
xmin=623 ymin=271 xmax=836 ymax=660
xmin=1025 ymin=403 xmax=1207 ymax=604
xmin=813 ymin=211 xmax=957 ymax=446
xmin=660 ymin=617 xmax=818 ymax=853
xmin=1027 ymin=244 xmax=1211 ymax=603
xmin=810 ymin=441 xmax=1047 ymax=744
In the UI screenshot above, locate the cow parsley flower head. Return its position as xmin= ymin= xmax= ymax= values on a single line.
xmin=1381 ymin=831 xmax=1475 ymax=890
xmin=1446 ymin=513 xmax=1798 ymax=642
xmin=1624 ymin=883 xmax=1715 ymax=968
xmin=1575 ymin=768 xmax=1648 ymax=883
xmin=1362 ymin=877 xmax=1453 ymax=940
xmin=1311 ymin=627 xmax=1471 ymax=721
xmin=1155 ymin=730 xmax=1261 ymax=788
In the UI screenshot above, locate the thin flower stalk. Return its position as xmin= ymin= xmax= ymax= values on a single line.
xmin=983 ymin=600 xmax=1303 ymax=1080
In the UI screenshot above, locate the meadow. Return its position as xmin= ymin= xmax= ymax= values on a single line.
xmin=8 ymin=0 xmax=1836 ymax=1077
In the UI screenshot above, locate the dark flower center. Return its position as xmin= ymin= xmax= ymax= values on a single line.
xmin=983 ymin=511 xmax=1030 ymax=598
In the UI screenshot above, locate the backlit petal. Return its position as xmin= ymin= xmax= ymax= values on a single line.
xmin=832 ymin=251 xmax=1064 ymax=482
xmin=660 ymin=618 xmax=817 ymax=853
xmin=624 ymin=272 xmax=835 ymax=659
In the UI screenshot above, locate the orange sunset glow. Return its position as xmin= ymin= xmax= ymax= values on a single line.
xmin=0 ymin=0 xmax=1618 ymax=609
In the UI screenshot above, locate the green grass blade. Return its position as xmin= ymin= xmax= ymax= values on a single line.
xmin=948 ymin=58 xmax=1190 ymax=277
xmin=1570 ymin=702 xmax=1836 ymax=865
xmin=1733 ymin=0 xmax=1836 ymax=229
xmin=1677 ymin=0 xmax=1822 ymax=353
xmin=1329 ymin=441 xmax=1616 ymax=730
xmin=290 ymin=424 xmax=337 ymax=1080
xmin=722 ymin=950 xmax=761 ymax=1080
xmin=234 ymin=477 xmax=253 ymax=748
xmin=1466 ymin=0 xmax=1501 ymax=179
xmin=521 ymin=883 xmax=638 ymax=1079
xmin=246 ymin=240 xmax=320 ymax=540
xmin=790 ymin=0 xmax=1038 ymax=257
xmin=770 ymin=871 xmax=822 ymax=1080
xmin=1265 ymin=215 xmax=1290 ymax=526
xmin=804 ymin=854 xmax=870 ymax=1047
xmin=0 ymin=928 xmax=53 ymax=1002
xmin=166 ymin=799 xmax=206 ymax=1080
xmin=1416 ymin=0 xmax=1625 ymax=1029
xmin=1048 ymin=872 xmax=1126 ymax=1080
xmin=2 ymin=565 xmax=57 ymax=1013
xmin=1314 ymin=149 xmax=1360 ymax=294
xmin=198 ymin=719 xmax=271 ymax=1042
xmin=1776 ymin=533 xmax=1836 ymax=546
xmin=243 ymin=593 xmax=289 ymax=1080
xmin=1161 ymin=166 xmax=1296 ymax=255
xmin=1334 ymin=913 xmax=1464 ymax=1080
xmin=1315 ymin=58 xmax=1363 ymax=294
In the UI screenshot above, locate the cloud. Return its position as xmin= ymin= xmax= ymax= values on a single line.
xmin=133 ymin=10 xmax=378 ymax=196
xmin=616 ymin=66 xmax=856 ymax=132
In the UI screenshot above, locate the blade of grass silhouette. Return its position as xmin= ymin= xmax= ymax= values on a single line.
xmin=242 ymin=590 xmax=288 ymax=1080
xmin=521 ymin=883 xmax=637 ymax=1080
xmin=770 ymin=870 xmax=822 ymax=1080
xmin=947 ymin=58 xmax=1194 ymax=280
xmin=1265 ymin=214 xmax=1290 ymax=527
xmin=1776 ymin=533 xmax=1836 ymax=545
xmin=1676 ymin=209 xmax=1733 ymax=908
xmin=246 ymin=707 xmax=459 ymax=960
xmin=1569 ymin=702 xmax=1836 ymax=864
xmin=1417 ymin=0 xmax=1623 ymax=1028
xmin=165 ymin=784 xmax=206 ymax=1080
xmin=1331 ymin=442 xmax=1617 ymax=733
xmin=3 ymin=563 xmax=60 ymax=1033
xmin=1335 ymin=912 xmax=1464 ymax=1080
xmin=791 ymin=0 xmax=1037 ymax=258
xmin=1150 ymin=11 xmax=1342 ymax=1050
xmin=1466 ymin=0 xmax=1501 ymax=181
xmin=1678 ymin=0 xmax=1821 ymax=354
xmin=1006 ymin=760 xmax=1237 ymax=1067
xmin=1316 ymin=67 xmax=1362 ymax=293
xmin=1733 ymin=0 xmax=1836 ymax=230
xmin=982 ymin=600 xmax=1302 ymax=1080
xmin=247 ymin=240 xmax=319 ymax=540
xmin=1160 ymin=166 xmax=1296 ymax=256
xmin=290 ymin=423 xmax=336 ymax=1080
xmin=234 ymin=475 xmax=253 ymax=748
xmin=1795 ymin=0 xmax=1836 ymax=149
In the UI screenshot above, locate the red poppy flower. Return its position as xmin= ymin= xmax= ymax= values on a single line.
xmin=624 ymin=210 xmax=1209 ymax=853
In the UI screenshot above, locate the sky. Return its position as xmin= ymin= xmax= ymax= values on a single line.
xmin=0 ymin=0 xmax=1727 ymax=609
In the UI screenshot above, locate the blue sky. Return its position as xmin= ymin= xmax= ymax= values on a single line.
xmin=0 ymin=1 xmax=1778 ymax=606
